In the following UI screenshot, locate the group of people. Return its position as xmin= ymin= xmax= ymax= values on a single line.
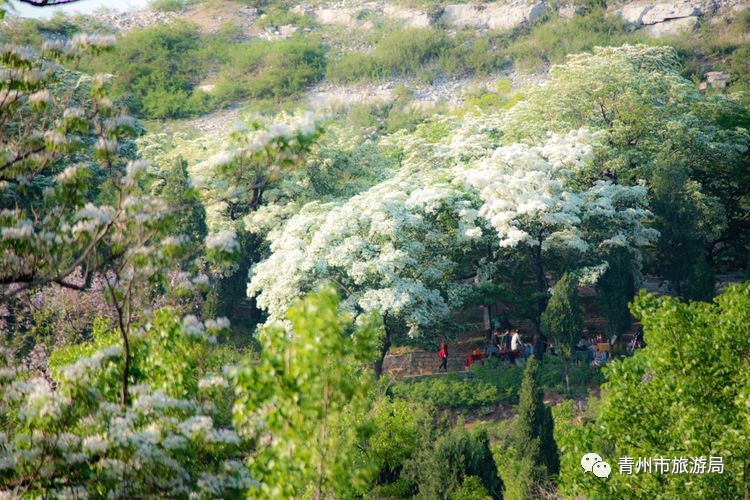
xmin=437 ymin=324 xmax=644 ymax=372
xmin=487 ymin=328 xmax=525 ymax=365
xmin=573 ymin=331 xmax=610 ymax=365
xmin=437 ymin=326 xmax=552 ymax=372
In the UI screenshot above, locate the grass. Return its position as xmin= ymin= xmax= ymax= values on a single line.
xmin=326 ymin=28 xmax=508 ymax=83
xmin=255 ymin=5 xmax=317 ymax=29
xmin=84 ymin=21 xmax=326 ymax=119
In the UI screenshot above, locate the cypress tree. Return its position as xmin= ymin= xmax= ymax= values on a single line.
xmin=159 ymin=156 xmax=207 ymax=243
xmin=597 ymin=248 xmax=635 ymax=340
xmin=512 ymin=357 xmax=560 ymax=480
xmin=540 ymin=272 xmax=583 ymax=358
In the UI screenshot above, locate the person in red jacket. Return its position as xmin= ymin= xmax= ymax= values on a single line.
xmin=438 ymin=342 xmax=448 ymax=371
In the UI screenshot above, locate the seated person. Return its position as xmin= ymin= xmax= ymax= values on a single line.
xmin=587 ymin=338 xmax=597 ymax=352
xmin=574 ymin=336 xmax=588 ymax=352
xmin=591 ymin=349 xmax=608 ymax=366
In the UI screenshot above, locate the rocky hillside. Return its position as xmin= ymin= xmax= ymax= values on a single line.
xmin=85 ymin=0 xmax=747 ymax=38
xmin=5 ymin=0 xmax=745 ymax=131
xmin=81 ymin=0 xmax=748 ymax=107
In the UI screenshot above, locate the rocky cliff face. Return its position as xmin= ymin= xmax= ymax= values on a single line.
xmin=80 ymin=0 xmax=747 ymax=37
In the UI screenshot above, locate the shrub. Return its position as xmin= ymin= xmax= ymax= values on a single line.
xmin=505 ymin=11 xmax=638 ymax=72
xmin=149 ymin=0 xmax=199 ymax=11
xmin=406 ymin=426 xmax=504 ymax=499
xmin=541 ymin=273 xmax=583 ymax=357
xmin=390 ymin=375 xmax=502 ymax=409
xmin=255 ymin=6 xmax=316 ymax=28
xmin=211 ymin=36 xmax=326 ymax=104
xmin=327 ymin=28 xmax=448 ymax=82
xmin=327 ymin=28 xmax=507 ymax=83
xmin=89 ymin=21 xmax=210 ymax=118
xmin=453 ymin=476 xmax=493 ymax=500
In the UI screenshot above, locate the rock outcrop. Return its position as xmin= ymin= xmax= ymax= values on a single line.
xmin=642 ymin=15 xmax=699 ymax=36
xmin=612 ymin=0 xmax=750 ymax=37
xmin=442 ymin=1 xmax=548 ymax=31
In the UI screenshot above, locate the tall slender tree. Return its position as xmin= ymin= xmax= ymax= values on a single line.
xmin=511 ymin=357 xmax=560 ymax=497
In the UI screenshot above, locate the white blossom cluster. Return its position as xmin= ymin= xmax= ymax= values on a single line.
xmin=206 ymin=230 xmax=240 ymax=254
xmin=0 ymin=334 xmax=250 ymax=497
xmin=458 ymin=129 xmax=657 ymax=257
xmin=249 ymin=167 xmax=484 ymax=339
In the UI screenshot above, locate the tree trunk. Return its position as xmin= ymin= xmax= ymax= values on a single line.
xmin=529 ymin=242 xmax=548 ymax=329
xmin=373 ymin=326 xmax=392 ymax=380
xmin=120 ymin=330 xmax=130 ymax=407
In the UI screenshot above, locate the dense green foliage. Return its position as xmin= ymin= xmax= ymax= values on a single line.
xmin=86 ymin=24 xmax=326 ymax=118
xmin=541 ymin=273 xmax=584 ymax=356
xmin=510 ymin=358 xmax=559 ymax=495
xmin=408 ymin=426 xmax=504 ymax=499
xmin=232 ymin=286 xmax=382 ymax=498
xmin=157 ymin=157 xmax=208 ymax=244
xmin=557 ymin=283 xmax=750 ymax=498
xmin=390 ymin=358 xmax=602 ymax=409
xmin=88 ymin=22 xmax=210 ymax=118
xmin=596 ymin=248 xmax=636 ymax=338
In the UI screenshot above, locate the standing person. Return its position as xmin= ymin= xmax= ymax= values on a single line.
xmin=510 ymin=329 xmax=523 ymax=366
xmin=438 ymin=341 xmax=448 ymax=371
xmin=511 ymin=329 xmax=523 ymax=354
xmin=533 ymin=331 xmax=546 ymax=360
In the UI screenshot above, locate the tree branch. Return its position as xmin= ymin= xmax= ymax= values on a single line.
xmin=16 ymin=0 xmax=84 ymax=6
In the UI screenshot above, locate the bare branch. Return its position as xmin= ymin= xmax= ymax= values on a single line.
xmin=16 ymin=0 xmax=84 ymax=6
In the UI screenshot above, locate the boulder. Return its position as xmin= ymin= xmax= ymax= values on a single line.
xmin=279 ymin=24 xmax=298 ymax=38
xmin=382 ymin=5 xmax=432 ymax=28
xmin=314 ymin=8 xmax=357 ymax=26
xmin=442 ymin=1 xmax=548 ymax=31
xmin=641 ymin=1 xmax=705 ymax=24
xmin=615 ymin=0 xmax=716 ymax=26
xmin=643 ymin=15 xmax=699 ymax=35
xmin=705 ymin=70 xmax=730 ymax=89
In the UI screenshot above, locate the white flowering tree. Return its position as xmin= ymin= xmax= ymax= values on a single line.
xmin=0 ymin=311 xmax=252 ymax=497
xmin=249 ymin=168 xmax=486 ymax=376
xmin=193 ymin=114 xmax=323 ymax=226
xmin=458 ymin=129 xmax=658 ymax=326
xmin=0 ymin=23 xmax=244 ymax=404
xmin=501 ymin=44 xmax=750 ymax=298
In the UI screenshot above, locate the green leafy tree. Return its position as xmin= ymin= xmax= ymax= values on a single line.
xmin=596 ymin=248 xmax=636 ymax=339
xmin=557 ymin=283 xmax=750 ymax=499
xmin=231 ymin=286 xmax=382 ymax=499
xmin=541 ymin=273 xmax=584 ymax=358
xmin=541 ymin=273 xmax=584 ymax=393
xmin=157 ymin=156 xmax=207 ymax=244
xmin=356 ymin=398 xmax=431 ymax=493
xmin=649 ymin=162 xmax=724 ymax=300
xmin=406 ymin=425 xmax=504 ymax=500
xmin=510 ymin=357 xmax=560 ymax=499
